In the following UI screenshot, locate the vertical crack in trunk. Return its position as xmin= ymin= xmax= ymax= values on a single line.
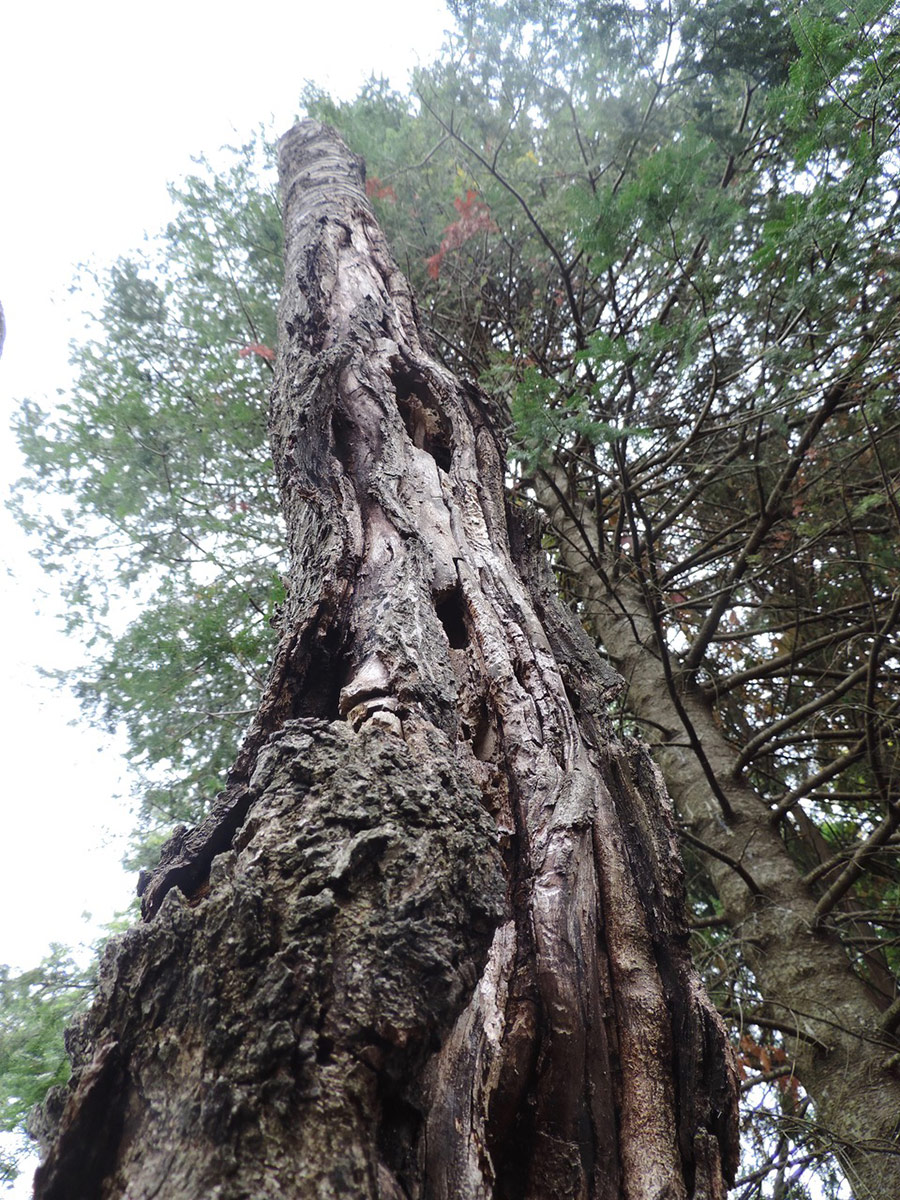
xmin=33 ymin=122 xmax=738 ymax=1200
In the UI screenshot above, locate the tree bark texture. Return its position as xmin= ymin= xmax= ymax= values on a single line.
xmin=32 ymin=123 xmax=738 ymax=1200
xmin=544 ymin=504 xmax=900 ymax=1199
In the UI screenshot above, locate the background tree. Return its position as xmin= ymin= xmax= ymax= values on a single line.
xmin=7 ymin=0 xmax=900 ymax=1195
xmin=11 ymin=134 xmax=285 ymax=869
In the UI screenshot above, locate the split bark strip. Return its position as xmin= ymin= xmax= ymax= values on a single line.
xmin=32 ymin=122 xmax=737 ymax=1200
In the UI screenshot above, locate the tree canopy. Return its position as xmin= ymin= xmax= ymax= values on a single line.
xmin=7 ymin=1 xmax=900 ymax=1194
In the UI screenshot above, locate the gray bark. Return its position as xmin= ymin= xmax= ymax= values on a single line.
xmin=32 ymin=122 xmax=737 ymax=1200
xmin=545 ymin=505 xmax=900 ymax=1199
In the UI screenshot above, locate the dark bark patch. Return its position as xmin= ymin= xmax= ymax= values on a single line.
xmin=37 ymin=721 xmax=505 ymax=1198
xmin=137 ymin=784 xmax=256 ymax=918
xmin=330 ymin=407 xmax=354 ymax=474
xmin=292 ymin=625 xmax=346 ymax=720
xmin=30 ymin=1039 xmax=126 ymax=1200
xmin=434 ymin=583 xmax=469 ymax=650
xmin=377 ymin=1088 xmax=422 ymax=1191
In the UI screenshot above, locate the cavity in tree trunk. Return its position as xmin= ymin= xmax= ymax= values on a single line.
xmin=31 ymin=122 xmax=738 ymax=1200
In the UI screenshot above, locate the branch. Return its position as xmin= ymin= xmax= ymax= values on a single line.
xmin=417 ymin=94 xmax=587 ymax=349
xmin=878 ymin=995 xmax=900 ymax=1036
xmin=680 ymin=829 xmax=762 ymax=896
xmin=689 ymin=914 xmax=731 ymax=930
xmin=768 ymin=735 xmax=868 ymax=824
xmin=739 ymin=1064 xmax=796 ymax=1094
xmin=703 ymin=624 xmax=869 ymax=698
xmin=814 ymin=801 xmax=900 ymax=923
xmin=716 ymin=1006 xmax=829 ymax=1051
xmin=379 ymin=134 xmax=450 ymax=182
xmin=683 ymin=373 xmax=855 ymax=675
xmin=731 ymin=661 xmax=871 ymax=777
xmin=615 ymin=457 xmax=736 ymax=820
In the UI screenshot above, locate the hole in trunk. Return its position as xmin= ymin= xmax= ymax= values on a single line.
xmin=434 ymin=585 xmax=469 ymax=650
xmin=486 ymin=1075 xmax=538 ymax=1200
xmin=378 ymin=1089 xmax=422 ymax=1193
xmin=393 ymin=367 xmax=453 ymax=473
xmin=513 ymin=657 xmax=531 ymax=691
xmin=472 ymin=700 xmax=497 ymax=763
xmin=294 ymin=627 xmax=346 ymax=720
xmin=316 ymin=1035 xmax=334 ymax=1065
xmin=331 ymin=408 xmax=354 ymax=472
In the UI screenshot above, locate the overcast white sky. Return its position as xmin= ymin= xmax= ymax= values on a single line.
xmin=0 ymin=5 xmax=449 ymax=1175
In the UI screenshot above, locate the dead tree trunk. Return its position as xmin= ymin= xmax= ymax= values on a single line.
xmin=32 ymin=122 xmax=738 ymax=1200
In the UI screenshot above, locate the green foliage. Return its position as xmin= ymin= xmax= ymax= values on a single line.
xmin=11 ymin=129 xmax=286 ymax=848
xmin=682 ymin=0 xmax=797 ymax=87
xmin=0 ymin=947 xmax=96 ymax=1179
xmin=509 ymin=361 xmax=649 ymax=474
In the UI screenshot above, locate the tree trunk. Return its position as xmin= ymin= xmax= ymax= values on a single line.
xmin=544 ymin=504 xmax=900 ymax=1199
xmin=31 ymin=122 xmax=737 ymax=1200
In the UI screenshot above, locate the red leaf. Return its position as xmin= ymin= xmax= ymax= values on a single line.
xmin=423 ymin=190 xmax=498 ymax=279
xmin=425 ymin=250 xmax=444 ymax=280
xmin=239 ymin=343 xmax=275 ymax=361
xmin=365 ymin=175 xmax=396 ymax=202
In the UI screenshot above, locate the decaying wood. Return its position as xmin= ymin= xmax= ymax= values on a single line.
xmin=33 ymin=122 xmax=738 ymax=1200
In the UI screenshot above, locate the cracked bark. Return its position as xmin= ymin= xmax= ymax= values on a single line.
xmin=544 ymin=513 xmax=900 ymax=1198
xmin=32 ymin=122 xmax=737 ymax=1200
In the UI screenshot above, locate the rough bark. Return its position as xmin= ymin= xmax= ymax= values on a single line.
xmin=32 ymin=122 xmax=738 ymax=1200
xmin=545 ymin=508 xmax=900 ymax=1198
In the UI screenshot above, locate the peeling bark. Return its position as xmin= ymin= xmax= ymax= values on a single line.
xmin=33 ymin=122 xmax=737 ymax=1200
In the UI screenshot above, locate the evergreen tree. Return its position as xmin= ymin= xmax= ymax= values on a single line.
xmin=6 ymin=1 xmax=900 ymax=1193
